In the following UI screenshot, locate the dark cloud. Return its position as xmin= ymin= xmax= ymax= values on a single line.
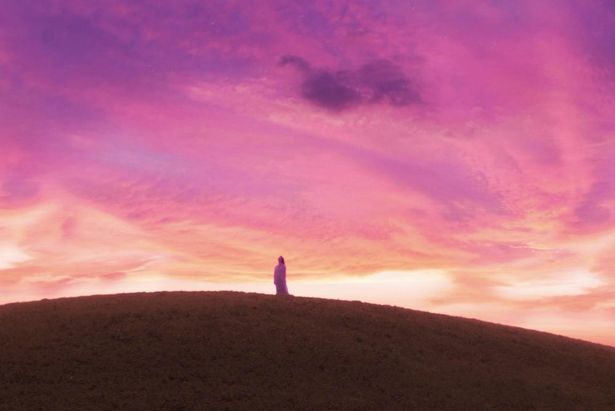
xmin=358 ymin=60 xmax=421 ymax=106
xmin=301 ymin=71 xmax=362 ymax=111
xmin=279 ymin=55 xmax=311 ymax=73
xmin=280 ymin=55 xmax=421 ymax=112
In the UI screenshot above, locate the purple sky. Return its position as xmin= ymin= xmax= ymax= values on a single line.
xmin=1 ymin=0 xmax=614 ymax=346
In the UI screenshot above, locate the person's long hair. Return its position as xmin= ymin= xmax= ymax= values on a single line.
xmin=278 ymin=256 xmax=285 ymax=265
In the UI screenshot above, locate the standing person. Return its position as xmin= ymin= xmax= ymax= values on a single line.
xmin=274 ymin=256 xmax=289 ymax=295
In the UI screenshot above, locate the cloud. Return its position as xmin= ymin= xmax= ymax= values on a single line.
xmin=358 ymin=60 xmax=422 ymax=106
xmin=99 ymin=271 xmax=126 ymax=281
xmin=279 ymin=55 xmax=310 ymax=72
xmin=0 ymin=244 xmax=31 ymax=270
xmin=280 ymin=55 xmax=421 ymax=111
xmin=493 ymin=269 xmax=606 ymax=300
xmin=301 ymin=70 xmax=362 ymax=111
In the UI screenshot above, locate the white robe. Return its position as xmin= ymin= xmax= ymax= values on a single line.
xmin=274 ymin=263 xmax=288 ymax=295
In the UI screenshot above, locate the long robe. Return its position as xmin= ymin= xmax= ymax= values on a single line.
xmin=274 ymin=263 xmax=288 ymax=295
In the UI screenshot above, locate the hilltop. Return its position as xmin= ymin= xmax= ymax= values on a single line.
xmin=1 ymin=291 xmax=614 ymax=410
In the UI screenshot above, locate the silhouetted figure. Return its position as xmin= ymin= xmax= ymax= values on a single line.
xmin=274 ymin=256 xmax=289 ymax=295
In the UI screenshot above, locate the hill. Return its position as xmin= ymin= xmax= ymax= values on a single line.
xmin=1 ymin=291 xmax=614 ymax=410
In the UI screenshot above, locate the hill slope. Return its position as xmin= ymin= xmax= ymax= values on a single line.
xmin=1 ymin=291 xmax=614 ymax=410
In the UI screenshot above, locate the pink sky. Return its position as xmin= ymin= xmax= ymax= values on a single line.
xmin=1 ymin=0 xmax=614 ymax=346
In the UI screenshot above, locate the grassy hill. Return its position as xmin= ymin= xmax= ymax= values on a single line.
xmin=1 ymin=291 xmax=614 ymax=410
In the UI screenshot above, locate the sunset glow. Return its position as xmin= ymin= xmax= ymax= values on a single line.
xmin=1 ymin=1 xmax=614 ymax=345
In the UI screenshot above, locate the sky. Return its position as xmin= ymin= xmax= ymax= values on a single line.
xmin=0 ymin=0 xmax=614 ymax=346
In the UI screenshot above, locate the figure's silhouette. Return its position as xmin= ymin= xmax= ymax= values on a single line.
xmin=274 ymin=256 xmax=289 ymax=295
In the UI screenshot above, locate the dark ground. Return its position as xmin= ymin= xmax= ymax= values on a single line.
xmin=1 ymin=291 xmax=614 ymax=410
